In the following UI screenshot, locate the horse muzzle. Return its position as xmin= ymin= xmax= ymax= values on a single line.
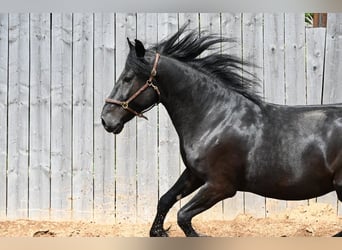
xmin=101 ymin=116 xmax=124 ymax=134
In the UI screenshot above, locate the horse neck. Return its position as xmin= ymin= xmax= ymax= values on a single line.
xmin=156 ymin=56 xmax=261 ymax=136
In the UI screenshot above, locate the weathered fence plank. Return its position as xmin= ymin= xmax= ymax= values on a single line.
xmin=93 ymin=13 xmax=115 ymax=223
xmin=263 ymin=13 xmax=287 ymax=216
xmin=179 ymin=13 xmax=199 ymax=31
xmin=306 ymin=28 xmax=326 ymax=105
xmin=7 ymin=13 xmax=30 ymax=219
xmin=72 ymin=13 xmax=94 ymax=220
xmin=285 ymin=13 xmax=306 ymax=106
xmin=264 ymin=13 xmax=285 ymax=105
xmin=221 ymin=12 xmax=242 ymax=58
xmin=242 ymin=13 xmax=265 ymax=217
xmin=321 ymin=13 xmax=342 ymax=216
xmin=0 ymin=13 xmax=8 ymax=218
xmin=322 ymin=13 xmax=342 ymax=104
xmin=136 ymin=13 xmax=159 ymax=223
xmin=29 ymin=13 xmax=51 ymax=220
xmin=157 ymin=13 xmax=180 ymax=220
xmin=50 ymin=13 xmax=73 ymax=220
xmin=200 ymin=13 xmax=221 ymax=52
xmin=221 ymin=12 xmax=245 ymax=220
xmin=115 ymin=13 xmax=137 ymax=223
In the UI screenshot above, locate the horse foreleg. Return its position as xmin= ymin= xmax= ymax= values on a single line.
xmin=149 ymin=168 xmax=203 ymax=237
xmin=333 ymin=168 xmax=342 ymax=237
xmin=177 ymin=182 xmax=235 ymax=237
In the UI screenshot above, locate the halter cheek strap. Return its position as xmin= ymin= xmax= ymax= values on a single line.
xmin=105 ymin=53 xmax=161 ymax=120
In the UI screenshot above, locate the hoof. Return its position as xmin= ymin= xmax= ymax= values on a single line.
xmin=150 ymin=226 xmax=171 ymax=237
xmin=333 ymin=231 xmax=342 ymax=237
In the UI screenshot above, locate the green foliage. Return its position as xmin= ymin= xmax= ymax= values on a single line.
xmin=305 ymin=13 xmax=314 ymax=26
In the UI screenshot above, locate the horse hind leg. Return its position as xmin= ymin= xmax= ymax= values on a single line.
xmin=333 ymin=168 xmax=342 ymax=237
xmin=177 ymin=182 xmax=236 ymax=237
xmin=149 ymin=169 xmax=203 ymax=237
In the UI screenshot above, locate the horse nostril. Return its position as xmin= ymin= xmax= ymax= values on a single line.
xmin=101 ymin=117 xmax=107 ymax=128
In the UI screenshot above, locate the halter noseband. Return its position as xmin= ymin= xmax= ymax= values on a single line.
xmin=105 ymin=53 xmax=161 ymax=120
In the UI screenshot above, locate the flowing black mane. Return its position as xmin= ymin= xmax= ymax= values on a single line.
xmin=127 ymin=25 xmax=262 ymax=105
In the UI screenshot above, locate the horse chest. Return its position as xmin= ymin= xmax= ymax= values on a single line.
xmin=180 ymin=135 xmax=248 ymax=181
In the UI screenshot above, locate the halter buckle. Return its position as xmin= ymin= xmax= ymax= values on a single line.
xmin=148 ymin=81 xmax=160 ymax=96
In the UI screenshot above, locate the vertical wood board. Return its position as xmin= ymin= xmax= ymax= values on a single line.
xmin=72 ymin=13 xmax=94 ymax=220
xmin=29 ymin=13 xmax=51 ymax=219
xmin=0 ymin=14 xmax=8 ymax=218
xmin=50 ymin=13 xmax=73 ymax=220
xmin=115 ymin=13 xmax=137 ymax=223
xmin=93 ymin=13 xmax=115 ymax=223
xmin=7 ymin=13 xmax=30 ymax=219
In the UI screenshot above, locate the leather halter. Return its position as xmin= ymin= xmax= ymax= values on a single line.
xmin=105 ymin=53 xmax=161 ymax=120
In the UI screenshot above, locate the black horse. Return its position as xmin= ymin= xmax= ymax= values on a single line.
xmin=101 ymin=26 xmax=342 ymax=237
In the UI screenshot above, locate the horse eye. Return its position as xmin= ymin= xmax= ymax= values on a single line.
xmin=123 ymin=76 xmax=133 ymax=83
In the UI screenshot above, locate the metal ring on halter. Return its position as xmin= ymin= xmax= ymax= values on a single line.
xmin=150 ymin=69 xmax=157 ymax=77
xmin=121 ymin=102 xmax=129 ymax=109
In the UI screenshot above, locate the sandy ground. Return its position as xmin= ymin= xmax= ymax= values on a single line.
xmin=0 ymin=203 xmax=341 ymax=237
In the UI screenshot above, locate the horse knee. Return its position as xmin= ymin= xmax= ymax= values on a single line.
xmin=158 ymin=193 xmax=175 ymax=213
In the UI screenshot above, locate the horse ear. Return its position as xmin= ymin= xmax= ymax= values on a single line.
xmin=134 ymin=39 xmax=145 ymax=58
xmin=127 ymin=37 xmax=134 ymax=50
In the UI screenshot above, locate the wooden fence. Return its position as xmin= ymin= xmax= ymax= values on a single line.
xmin=0 ymin=13 xmax=342 ymax=223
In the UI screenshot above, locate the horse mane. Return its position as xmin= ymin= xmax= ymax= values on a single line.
xmin=127 ymin=24 xmax=262 ymax=105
